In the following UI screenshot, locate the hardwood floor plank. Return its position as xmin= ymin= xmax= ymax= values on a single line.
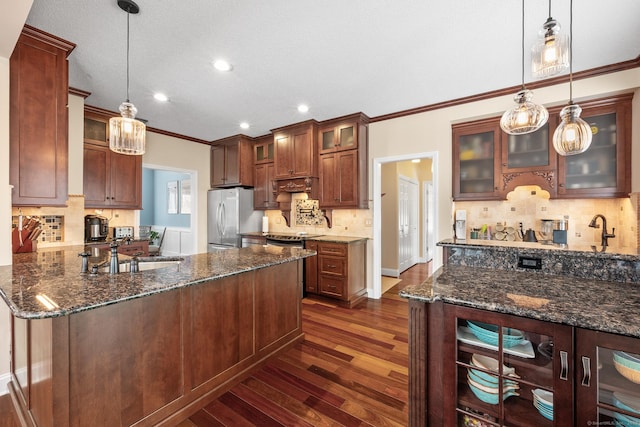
xmin=229 ymin=382 xmax=316 ymax=427
xmin=202 ymin=399 xmax=261 ymax=427
xmin=216 ymin=392 xmax=284 ymax=427
xmin=301 ymin=395 xmax=366 ymax=427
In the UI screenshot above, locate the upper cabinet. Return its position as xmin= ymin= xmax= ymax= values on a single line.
xmin=10 ymin=26 xmax=75 ymax=207
xmin=83 ymin=108 xmax=142 ymax=209
xmin=452 ymin=118 xmax=503 ymax=201
xmin=452 ymin=93 xmax=633 ymax=201
xmin=253 ymin=135 xmax=278 ymax=210
xmin=318 ymin=114 xmax=369 ymax=209
xmin=556 ymin=94 xmax=633 ymax=199
xmin=210 ymin=135 xmax=254 ymax=188
xmin=273 ymin=120 xmax=318 ymax=179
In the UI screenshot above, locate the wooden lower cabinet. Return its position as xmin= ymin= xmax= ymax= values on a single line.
xmin=304 ymin=239 xmax=367 ymax=307
xmin=410 ymin=301 xmax=640 ymax=426
xmin=411 ymin=302 xmax=572 ymax=425
xmin=575 ymin=328 xmax=640 ymax=426
xmin=8 ymin=261 xmax=303 ymax=427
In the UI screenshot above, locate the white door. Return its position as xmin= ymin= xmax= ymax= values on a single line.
xmin=398 ymin=176 xmax=419 ymax=274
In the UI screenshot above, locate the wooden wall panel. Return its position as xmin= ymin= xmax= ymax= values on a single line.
xmin=255 ymin=261 xmax=300 ymax=352
xmin=190 ymin=273 xmax=255 ymax=387
xmin=68 ymin=290 xmax=183 ymax=426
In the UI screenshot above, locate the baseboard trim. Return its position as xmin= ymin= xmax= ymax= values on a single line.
xmin=0 ymin=372 xmax=11 ymax=396
xmin=381 ymin=268 xmax=399 ymax=278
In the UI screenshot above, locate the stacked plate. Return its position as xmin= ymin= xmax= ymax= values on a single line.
xmin=532 ymin=389 xmax=554 ymax=421
xmin=467 ymin=321 xmax=525 ymax=348
xmin=612 ymin=391 xmax=640 ymax=427
xmin=467 ymin=354 xmax=520 ymax=405
xmin=613 ymin=351 xmax=640 ymax=384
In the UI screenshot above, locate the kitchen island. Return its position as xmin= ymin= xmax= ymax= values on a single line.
xmin=0 ymin=244 xmax=315 ymax=427
xmin=400 ymin=240 xmax=640 ymax=426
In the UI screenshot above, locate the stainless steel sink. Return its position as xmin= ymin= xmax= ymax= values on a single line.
xmin=98 ymin=259 xmax=182 ymax=273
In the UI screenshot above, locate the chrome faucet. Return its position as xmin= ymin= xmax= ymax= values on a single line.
xmin=588 ymin=214 xmax=616 ymax=248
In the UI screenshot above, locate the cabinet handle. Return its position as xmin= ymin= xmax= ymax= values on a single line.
xmin=581 ymin=356 xmax=591 ymax=387
xmin=559 ymin=183 xmax=565 ymax=188
xmin=560 ymin=350 xmax=568 ymax=381
xmin=327 ymin=264 xmax=337 ymax=268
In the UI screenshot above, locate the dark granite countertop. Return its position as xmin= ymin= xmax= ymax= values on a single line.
xmin=439 ymin=238 xmax=640 ymax=259
xmin=0 ymin=245 xmax=315 ymax=320
xmin=400 ymin=264 xmax=640 ymax=338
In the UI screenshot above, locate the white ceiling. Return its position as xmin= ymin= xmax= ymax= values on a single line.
xmin=25 ymin=0 xmax=640 ymax=142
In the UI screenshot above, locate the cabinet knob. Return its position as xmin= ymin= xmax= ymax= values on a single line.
xmin=559 ymin=183 xmax=565 ymax=188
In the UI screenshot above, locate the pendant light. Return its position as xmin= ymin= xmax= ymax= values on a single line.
xmin=531 ymin=0 xmax=569 ymax=79
xmin=500 ymin=0 xmax=549 ymax=135
xmin=552 ymin=0 xmax=592 ymax=156
xmin=109 ymin=0 xmax=146 ymax=156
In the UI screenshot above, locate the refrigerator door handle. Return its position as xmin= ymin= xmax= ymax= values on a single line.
xmin=221 ymin=202 xmax=227 ymax=236
xmin=217 ymin=202 xmax=223 ymax=237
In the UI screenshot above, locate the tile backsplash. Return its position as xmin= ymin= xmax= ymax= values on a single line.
xmin=455 ymin=186 xmax=639 ymax=250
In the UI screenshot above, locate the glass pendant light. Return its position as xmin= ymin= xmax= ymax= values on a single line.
xmin=531 ymin=0 xmax=569 ymax=79
xmin=500 ymin=0 xmax=549 ymax=135
xmin=109 ymin=0 xmax=146 ymax=156
xmin=552 ymin=0 xmax=592 ymax=156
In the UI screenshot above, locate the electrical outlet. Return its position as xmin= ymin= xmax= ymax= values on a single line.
xmin=365 ymin=219 xmax=372 ymax=226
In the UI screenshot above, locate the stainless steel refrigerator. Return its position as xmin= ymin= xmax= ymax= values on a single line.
xmin=207 ymin=188 xmax=262 ymax=252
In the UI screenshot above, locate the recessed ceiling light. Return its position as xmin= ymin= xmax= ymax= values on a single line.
xmin=239 ymin=122 xmax=250 ymax=130
xmin=297 ymin=104 xmax=309 ymax=113
xmin=412 ymin=159 xmax=421 ymax=163
xmin=213 ymin=59 xmax=233 ymax=72
xmin=154 ymin=93 xmax=168 ymax=102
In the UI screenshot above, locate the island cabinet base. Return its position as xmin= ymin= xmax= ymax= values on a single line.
xmin=9 ymin=260 xmax=304 ymax=427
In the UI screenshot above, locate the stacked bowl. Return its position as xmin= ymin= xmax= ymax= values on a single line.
xmin=467 ymin=321 xmax=525 ymax=348
xmin=612 ymin=391 xmax=640 ymax=427
xmin=532 ymin=389 xmax=554 ymax=421
xmin=467 ymin=354 xmax=519 ymax=404
xmin=613 ymin=351 xmax=640 ymax=385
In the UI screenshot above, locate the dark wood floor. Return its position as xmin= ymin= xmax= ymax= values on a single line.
xmin=0 ymin=263 xmax=430 ymax=427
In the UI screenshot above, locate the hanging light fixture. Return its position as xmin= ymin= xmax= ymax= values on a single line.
xmin=500 ymin=0 xmax=549 ymax=135
xmin=552 ymin=0 xmax=592 ymax=156
xmin=109 ymin=0 xmax=146 ymax=155
xmin=531 ymin=0 xmax=569 ymax=79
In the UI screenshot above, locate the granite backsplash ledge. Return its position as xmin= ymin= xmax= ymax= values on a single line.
xmin=439 ymin=239 xmax=640 ymax=283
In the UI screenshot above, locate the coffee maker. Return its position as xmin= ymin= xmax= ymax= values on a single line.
xmin=552 ymin=218 xmax=568 ymax=246
xmin=84 ymin=215 xmax=109 ymax=242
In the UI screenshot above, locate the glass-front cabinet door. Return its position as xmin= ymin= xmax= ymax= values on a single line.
xmin=452 ymin=119 xmax=502 ymax=201
xmin=502 ymin=124 xmax=553 ymax=172
xmin=445 ymin=305 xmax=573 ymax=426
xmin=575 ymin=328 xmax=640 ymax=427
xmin=556 ymin=93 xmax=632 ymax=198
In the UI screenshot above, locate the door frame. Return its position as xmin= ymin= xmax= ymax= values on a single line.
xmin=140 ymin=163 xmax=198 ymax=255
xmin=423 ymin=181 xmax=434 ymax=262
xmin=371 ymin=151 xmax=438 ymax=299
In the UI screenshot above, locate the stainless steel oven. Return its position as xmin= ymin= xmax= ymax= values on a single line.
xmin=265 ymin=236 xmax=305 ymax=248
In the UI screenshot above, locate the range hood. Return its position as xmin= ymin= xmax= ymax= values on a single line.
xmin=273 ymin=177 xmax=322 ymax=227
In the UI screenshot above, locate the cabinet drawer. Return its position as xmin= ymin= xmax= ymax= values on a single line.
xmin=319 ymin=256 xmax=346 ymax=277
xmin=319 ymin=276 xmax=345 ymax=298
xmin=318 ymin=243 xmax=347 ymax=257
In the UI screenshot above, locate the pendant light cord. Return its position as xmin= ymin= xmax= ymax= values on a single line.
xmin=548 ymin=0 xmax=552 ymax=18
xmin=569 ymin=0 xmax=573 ymax=103
xmin=520 ymin=0 xmax=525 ymax=89
xmin=126 ymin=8 xmax=131 ymax=103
